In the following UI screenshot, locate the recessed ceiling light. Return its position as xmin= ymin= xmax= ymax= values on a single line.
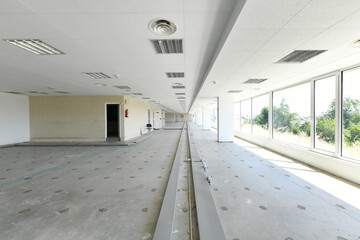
xmin=227 ymin=90 xmax=242 ymax=93
xmin=173 ymin=83 xmax=183 ymax=86
xmin=5 ymin=91 xmax=23 ymax=94
xmin=132 ymin=93 xmax=142 ymax=95
xmin=150 ymin=39 xmax=183 ymax=54
xmin=243 ymin=79 xmax=267 ymax=84
xmin=149 ymin=19 xmax=177 ymax=36
xmin=177 ymin=97 xmax=186 ymax=99
xmin=175 ymin=93 xmax=185 ymax=95
xmin=54 ymin=91 xmax=71 ymax=94
xmin=29 ymin=91 xmax=48 ymax=94
xmin=349 ymin=39 xmax=360 ymax=48
xmin=142 ymin=97 xmax=151 ymax=99
xmin=114 ymin=86 xmax=131 ymax=90
xmin=94 ymin=83 xmax=107 ymax=86
xmin=276 ymin=50 xmax=326 ymax=63
xmin=4 ymin=39 xmax=64 ymax=55
xmin=83 ymin=72 xmax=111 ymax=79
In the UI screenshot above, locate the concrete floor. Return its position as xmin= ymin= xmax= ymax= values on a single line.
xmin=1 ymin=122 xmax=360 ymax=240
xmin=191 ymin=124 xmax=360 ymax=240
xmin=0 ymin=130 xmax=181 ymax=240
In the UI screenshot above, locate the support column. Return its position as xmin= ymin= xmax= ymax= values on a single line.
xmin=202 ymin=106 xmax=211 ymax=130
xmin=217 ymin=96 xmax=234 ymax=142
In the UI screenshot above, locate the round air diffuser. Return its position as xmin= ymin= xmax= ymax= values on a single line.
xmin=149 ymin=19 xmax=177 ymax=36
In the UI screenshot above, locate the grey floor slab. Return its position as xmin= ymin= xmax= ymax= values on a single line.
xmin=0 ymin=130 xmax=181 ymax=240
xmin=190 ymin=124 xmax=360 ymax=240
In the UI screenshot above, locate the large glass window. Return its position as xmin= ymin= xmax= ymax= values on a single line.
xmin=210 ymin=105 xmax=217 ymax=129
xmin=314 ymin=76 xmax=336 ymax=152
xmin=273 ymin=83 xmax=311 ymax=147
xmin=234 ymin=102 xmax=240 ymax=135
xmin=342 ymin=68 xmax=360 ymax=160
xmin=241 ymin=99 xmax=252 ymax=134
xmin=252 ymin=94 xmax=269 ymax=137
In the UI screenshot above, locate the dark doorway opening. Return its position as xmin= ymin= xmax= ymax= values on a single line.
xmin=106 ymin=104 xmax=120 ymax=141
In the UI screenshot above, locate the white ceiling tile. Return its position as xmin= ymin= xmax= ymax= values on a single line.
xmin=40 ymin=14 xmax=112 ymax=39
xmin=235 ymin=0 xmax=311 ymax=29
xmin=184 ymin=13 xmax=230 ymax=38
xmin=20 ymin=0 xmax=130 ymax=13
xmin=93 ymin=13 xmax=146 ymax=39
xmin=0 ymin=0 xmax=34 ymax=13
xmin=184 ymin=0 xmax=238 ymax=13
xmin=284 ymin=0 xmax=360 ymax=29
xmin=130 ymin=0 xmax=183 ymax=13
xmin=261 ymin=28 xmax=324 ymax=51
xmin=0 ymin=13 xmax=68 ymax=39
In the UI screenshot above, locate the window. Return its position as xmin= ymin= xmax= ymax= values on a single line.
xmin=252 ymin=94 xmax=269 ymax=137
xmin=234 ymin=102 xmax=240 ymax=135
xmin=273 ymin=83 xmax=311 ymax=147
xmin=241 ymin=99 xmax=251 ymax=134
xmin=315 ymin=76 xmax=336 ymax=152
xmin=342 ymin=68 xmax=360 ymax=160
xmin=211 ymin=106 xmax=217 ymax=129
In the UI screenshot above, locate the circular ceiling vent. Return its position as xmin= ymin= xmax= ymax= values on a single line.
xmin=149 ymin=19 xmax=177 ymax=36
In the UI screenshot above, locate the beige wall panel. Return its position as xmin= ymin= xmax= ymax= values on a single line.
xmin=30 ymin=96 xmax=123 ymax=142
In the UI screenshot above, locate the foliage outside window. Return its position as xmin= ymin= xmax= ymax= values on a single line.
xmin=315 ymin=76 xmax=336 ymax=152
xmin=342 ymin=68 xmax=360 ymax=160
xmin=241 ymin=99 xmax=251 ymax=133
xmin=252 ymin=94 xmax=269 ymax=137
xmin=273 ymin=83 xmax=311 ymax=147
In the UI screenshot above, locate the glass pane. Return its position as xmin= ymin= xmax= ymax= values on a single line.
xmin=273 ymin=83 xmax=311 ymax=147
xmin=252 ymin=94 xmax=269 ymax=137
xmin=315 ymin=76 xmax=336 ymax=152
xmin=234 ymin=102 xmax=240 ymax=136
xmin=241 ymin=99 xmax=251 ymax=134
xmin=211 ymin=106 xmax=217 ymax=129
xmin=342 ymin=68 xmax=360 ymax=160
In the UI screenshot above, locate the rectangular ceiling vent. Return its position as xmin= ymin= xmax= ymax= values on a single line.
xmin=114 ymin=86 xmax=131 ymax=90
xmin=132 ymin=93 xmax=142 ymax=96
xmin=172 ymin=85 xmax=185 ymax=89
xmin=177 ymin=97 xmax=186 ymax=99
xmin=227 ymin=90 xmax=243 ymax=93
xmin=277 ymin=50 xmax=327 ymax=63
xmin=4 ymin=39 xmax=64 ymax=55
xmin=175 ymin=93 xmax=185 ymax=95
xmin=142 ymin=97 xmax=151 ymax=99
xmin=54 ymin=91 xmax=71 ymax=94
xmin=83 ymin=72 xmax=111 ymax=79
xmin=151 ymin=39 xmax=183 ymax=54
xmin=166 ymin=72 xmax=184 ymax=78
xmin=243 ymin=79 xmax=267 ymax=84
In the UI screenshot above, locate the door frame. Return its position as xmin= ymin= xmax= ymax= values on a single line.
xmin=105 ymin=103 xmax=121 ymax=139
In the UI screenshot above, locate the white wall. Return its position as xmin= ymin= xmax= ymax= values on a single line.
xmin=0 ymin=93 xmax=30 ymax=145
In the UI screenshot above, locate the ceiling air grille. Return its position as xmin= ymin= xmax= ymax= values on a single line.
xmin=172 ymin=85 xmax=185 ymax=89
xmin=151 ymin=39 xmax=183 ymax=54
xmin=166 ymin=72 xmax=184 ymax=78
xmin=175 ymin=93 xmax=185 ymax=95
xmin=132 ymin=93 xmax=142 ymax=95
xmin=54 ymin=91 xmax=71 ymax=94
xmin=5 ymin=91 xmax=24 ymax=94
xmin=243 ymin=79 xmax=267 ymax=84
xmin=83 ymin=72 xmax=111 ymax=79
xmin=277 ymin=50 xmax=327 ymax=63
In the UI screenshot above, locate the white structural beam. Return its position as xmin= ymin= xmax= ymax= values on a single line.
xmin=217 ymin=96 xmax=234 ymax=142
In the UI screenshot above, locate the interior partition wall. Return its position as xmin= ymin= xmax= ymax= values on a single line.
xmin=235 ymin=65 xmax=360 ymax=163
